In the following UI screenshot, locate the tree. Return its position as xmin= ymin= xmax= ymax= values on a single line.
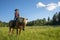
xmin=47 ymin=17 xmax=51 ymax=25
xmin=58 ymin=12 xmax=60 ymax=24
xmin=52 ymin=13 xmax=58 ymax=25
xmin=48 ymin=17 xmax=50 ymax=22
xmin=42 ymin=18 xmax=46 ymax=25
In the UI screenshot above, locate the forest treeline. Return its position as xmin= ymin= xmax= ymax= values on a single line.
xmin=27 ymin=12 xmax=60 ymax=26
xmin=0 ymin=11 xmax=60 ymax=27
xmin=0 ymin=21 xmax=8 ymax=27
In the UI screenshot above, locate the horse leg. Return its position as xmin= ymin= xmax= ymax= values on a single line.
xmin=9 ymin=27 xmax=14 ymax=35
xmin=16 ymin=28 xmax=18 ymax=35
xmin=10 ymin=28 xmax=14 ymax=35
xmin=23 ymin=25 xmax=25 ymax=31
xmin=18 ymin=27 xmax=21 ymax=35
xmin=9 ymin=27 xmax=11 ymax=35
xmin=11 ymin=28 xmax=14 ymax=34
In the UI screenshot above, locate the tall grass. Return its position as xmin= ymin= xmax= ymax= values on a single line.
xmin=0 ymin=26 xmax=60 ymax=40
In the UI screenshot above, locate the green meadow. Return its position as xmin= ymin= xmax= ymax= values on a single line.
xmin=0 ymin=26 xmax=60 ymax=40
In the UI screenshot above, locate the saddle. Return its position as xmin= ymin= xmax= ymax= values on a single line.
xmin=14 ymin=17 xmax=24 ymax=24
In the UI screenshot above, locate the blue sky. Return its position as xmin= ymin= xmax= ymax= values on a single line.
xmin=0 ymin=0 xmax=60 ymax=22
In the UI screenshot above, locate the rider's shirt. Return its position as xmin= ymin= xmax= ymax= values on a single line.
xmin=14 ymin=13 xmax=19 ymax=20
xmin=15 ymin=13 xmax=19 ymax=18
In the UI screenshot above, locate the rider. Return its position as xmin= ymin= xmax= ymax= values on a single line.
xmin=14 ymin=9 xmax=20 ymax=21
xmin=14 ymin=9 xmax=25 ymax=31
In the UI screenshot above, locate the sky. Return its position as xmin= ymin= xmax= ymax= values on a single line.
xmin=0 ymin=0 xmax=60 ymax=22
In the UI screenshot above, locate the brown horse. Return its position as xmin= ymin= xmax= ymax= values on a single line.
xmin=9 ymin=17 xmax=28 ymax=35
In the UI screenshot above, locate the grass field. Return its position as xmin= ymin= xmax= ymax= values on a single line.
xmin=0 ymin=26 xmax=60 ymax=40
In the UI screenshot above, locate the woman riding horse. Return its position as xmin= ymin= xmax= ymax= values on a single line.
xmin=9 ymin=9 xmax=25 ymax=35
xmin=14 ymin=9 xmax=25 ymax=30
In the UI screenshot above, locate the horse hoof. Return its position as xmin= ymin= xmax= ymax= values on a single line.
xmin=23 ymin=29 xmax=25 ymax=31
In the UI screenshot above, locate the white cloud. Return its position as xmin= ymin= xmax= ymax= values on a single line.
xmin=46 ymin=3 xmax=57 ymax=11
xmin=58 ymin=2 xmax=60 ymax=6
xmin=36 ymin=2 xmax=60 ymax=11
xmin=36 ymin=2 xmax=46 ymax=8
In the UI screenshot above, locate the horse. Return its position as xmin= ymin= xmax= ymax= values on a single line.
xmin=9 ymin=17 xmax=28 ymax=35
